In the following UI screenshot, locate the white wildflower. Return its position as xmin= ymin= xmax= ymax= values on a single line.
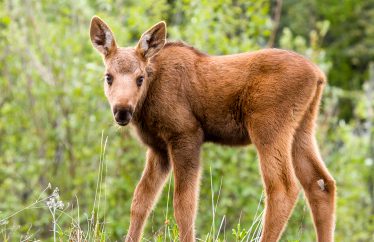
xmin=46 ymin=187 xmax=64 ymax=210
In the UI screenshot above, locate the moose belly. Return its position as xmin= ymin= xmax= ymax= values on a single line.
xmin=202 ymin=122 xmax=251 ymax=146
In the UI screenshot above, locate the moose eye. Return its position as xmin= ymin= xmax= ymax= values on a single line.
xmin=105 ymin=74 xmax=113 ymax=85
xmin=136 ymin=76 xmax=144 ymax=87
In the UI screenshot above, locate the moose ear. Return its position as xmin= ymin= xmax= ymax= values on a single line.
xmin=90 ymin=16 xmax=117 ymax=56
xmin=136 ymin=21 xmax=167 ymax=59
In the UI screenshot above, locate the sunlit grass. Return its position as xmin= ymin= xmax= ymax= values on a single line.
xmin=0 ymin=132 xmax=265 ymax=241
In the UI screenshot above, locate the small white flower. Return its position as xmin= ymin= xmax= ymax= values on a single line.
xmin=56 ymin=201 xmax=64 ymax=210
xmin=52 ymin=187 xmax=60 ymax=199
xmin=46 ymin=187 xmax=64 ymax=210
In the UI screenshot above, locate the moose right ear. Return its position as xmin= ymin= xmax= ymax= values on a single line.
xmin=90 ymin=16 xmax=117 ymax=56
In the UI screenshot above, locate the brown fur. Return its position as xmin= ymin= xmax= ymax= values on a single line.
xmin=90 ymin=17 xmax=336 ymax=242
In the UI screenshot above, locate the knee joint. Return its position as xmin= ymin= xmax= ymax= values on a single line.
xmin=316 ymin=177 xmax=336 ymax=194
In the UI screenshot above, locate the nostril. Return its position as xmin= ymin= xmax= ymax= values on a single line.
xmin=117 ymin=110 xmax=130 ymax=120
xmin=113 ymin=106 xmax=133 ymax=125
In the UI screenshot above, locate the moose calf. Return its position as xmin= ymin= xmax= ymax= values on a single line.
xmin=90 ymin=17 xmax=336 ymax=242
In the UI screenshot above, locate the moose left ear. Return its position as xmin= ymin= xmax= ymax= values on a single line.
xmin=136 ymin=21 xmax=167 ymax=59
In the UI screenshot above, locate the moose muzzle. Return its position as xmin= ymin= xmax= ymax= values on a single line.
xmin=113 ymin=105 xmax=133 ymax=126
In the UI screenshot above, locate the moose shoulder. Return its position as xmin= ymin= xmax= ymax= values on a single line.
xmin=90 ymin=16 xmax=336 ymax=242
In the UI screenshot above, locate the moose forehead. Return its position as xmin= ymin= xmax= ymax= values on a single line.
xmin=105 ymin=47 xmax=143 ymax=74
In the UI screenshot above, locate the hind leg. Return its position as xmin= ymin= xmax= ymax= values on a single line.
xmin=248 ymin=115 xmax=300 ymax=242
xmin=292 ymin=83 xmax=336 ymax=242
xmin=292 ymin=121 xmax=336 ymax=241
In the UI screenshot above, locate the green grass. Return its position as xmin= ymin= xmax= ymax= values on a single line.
xmin=0 ymin=132 xmax=268 ymax=242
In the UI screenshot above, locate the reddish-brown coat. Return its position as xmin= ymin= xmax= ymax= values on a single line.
xmin=90 ymin=17 xmax=336 ymax=242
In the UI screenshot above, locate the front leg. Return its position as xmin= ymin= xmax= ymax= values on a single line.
xmin=125 ymin=149 xmax=170 ymax=242
xmin=168 ymin=131 xmax=203 ymax=242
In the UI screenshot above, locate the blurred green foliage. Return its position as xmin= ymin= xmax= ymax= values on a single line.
xmin=0 ymin=0 xmax=373 ymax=241
xmin=280 ymin=0 xmax=374 ymax=121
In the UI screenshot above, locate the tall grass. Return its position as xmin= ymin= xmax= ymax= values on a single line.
xmin=0 ymin=132 xmax=265 ymax=241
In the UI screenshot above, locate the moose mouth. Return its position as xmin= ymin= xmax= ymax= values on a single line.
xmin=116 ymin=120 xmax=130 ymax=126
